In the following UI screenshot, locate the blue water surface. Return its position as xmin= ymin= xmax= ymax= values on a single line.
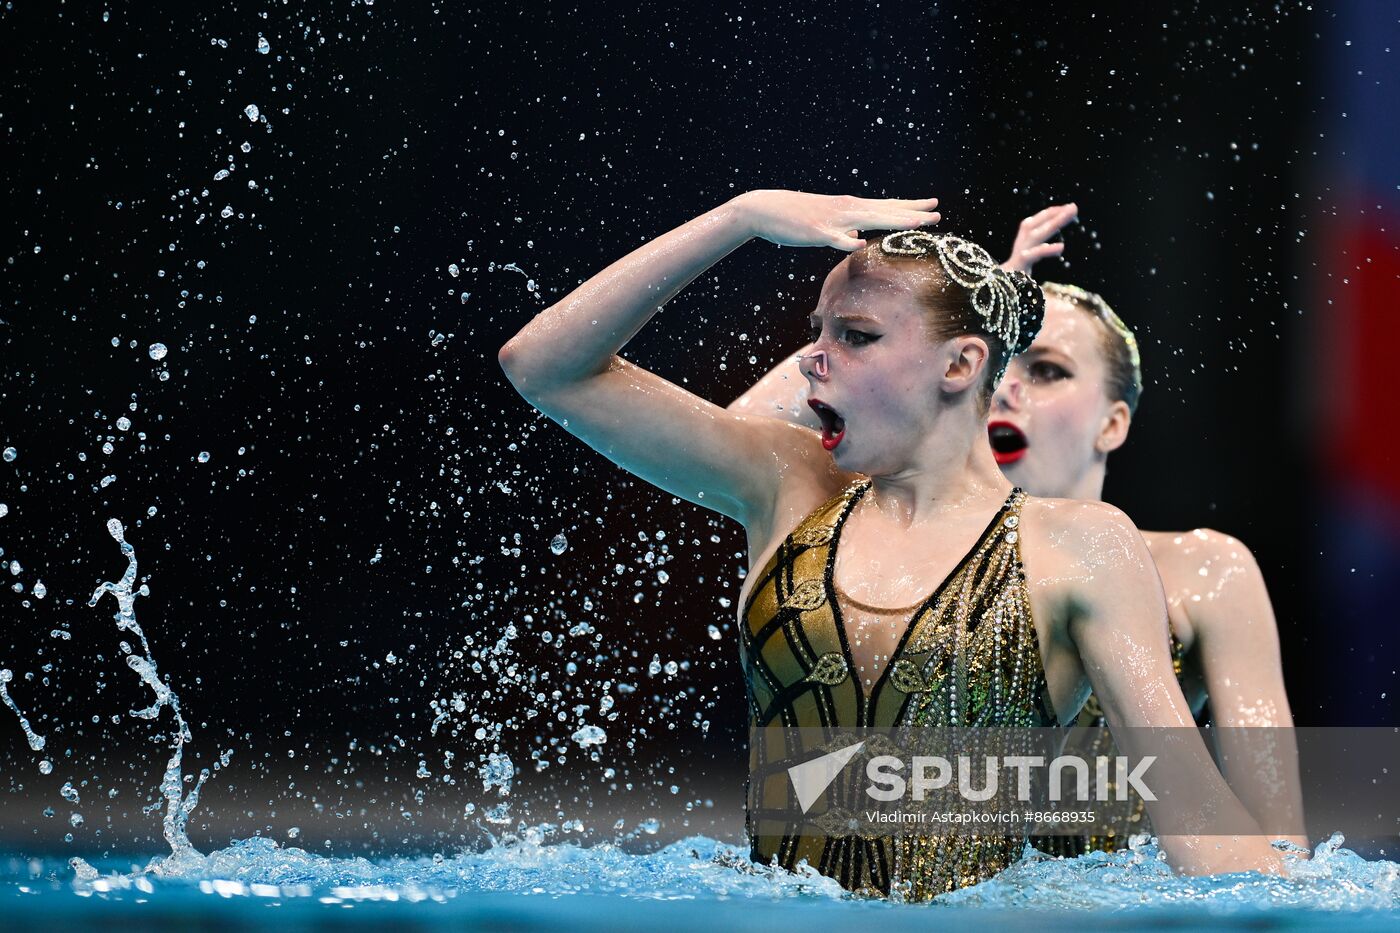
xmin=4 ymin=831 xmax=1397 ymax=931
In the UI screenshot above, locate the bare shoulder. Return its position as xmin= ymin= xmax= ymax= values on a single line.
xmin=1142 ymin=527 xmax=1262 ymax=579
xmin=1141 ymin=528 xmax=1268 ymax=629
xmin=736 ymin=415 xmax=858 ymax=545
xmin=1020 ymin=496 xmax=1152 ymax=570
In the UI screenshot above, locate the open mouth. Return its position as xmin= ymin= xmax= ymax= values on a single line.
xmin=987 ymin=420 xmax=1028 ymax=465
xmin=808 ymin=398 xmax=847 ymax=451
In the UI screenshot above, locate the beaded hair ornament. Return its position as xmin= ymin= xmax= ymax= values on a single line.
xmin=1041 ymin=281 xmax=1143 ymax=400
xmin=878 ymin=230 xmax=1037 ymax=357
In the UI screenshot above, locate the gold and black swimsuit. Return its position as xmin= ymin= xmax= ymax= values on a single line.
xmin=740 ymin=479 xmax=1057 ymax=899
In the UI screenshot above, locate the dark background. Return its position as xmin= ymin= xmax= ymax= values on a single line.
xmin=1 ymin=2 xmax=1396 ymax=858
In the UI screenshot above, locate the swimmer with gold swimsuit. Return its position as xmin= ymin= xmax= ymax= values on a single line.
xmin=729 ymin=204 xmax=1307 ymax=856
xmin=499 ymin=190 xmax=1286 ymax=898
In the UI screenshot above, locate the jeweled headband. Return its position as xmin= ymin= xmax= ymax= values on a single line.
xmin=1041 ymin=281 xmax=1143 ymax=400
xmin=878 ymin=230 xmax=1036 ymax=356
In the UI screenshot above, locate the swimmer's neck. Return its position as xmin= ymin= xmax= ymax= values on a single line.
xmin=1031 ymin=456 xmax=1109 ymax=503
xmin=865 ymin=412 xmax=1012 ymax=529
xmin=1071 ymin=461 xmax=1108 ymax=503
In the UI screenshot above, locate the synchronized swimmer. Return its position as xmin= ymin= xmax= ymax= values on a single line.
xmin=499 ymin=190 xmax=1290 ymax=898
xmin=729 ymin=203 xmax=1307 ymax=856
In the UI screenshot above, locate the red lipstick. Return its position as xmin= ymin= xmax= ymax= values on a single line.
xmin=988 ymin=420 xmax=1028 ymax=466
xmin=809 ymin=398 xmax=846 ymax=452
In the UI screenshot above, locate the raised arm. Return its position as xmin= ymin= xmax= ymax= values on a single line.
xmin=498 ymin=191 xmax=940 ymax=526
xmin=728 ymin=202 xmax=1077 ymax=426
xmin=1165 ymin=531 xmax=1307 ymax=848
xmin=1033 ymin=501 xmax=1285 ymax=875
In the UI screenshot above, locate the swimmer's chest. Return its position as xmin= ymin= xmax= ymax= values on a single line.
xmin=739 ymin=482 xmax=1039 ymax=726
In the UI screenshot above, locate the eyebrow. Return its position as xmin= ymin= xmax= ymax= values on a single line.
xmin=808 ymin=312 xmax=882 ymax=326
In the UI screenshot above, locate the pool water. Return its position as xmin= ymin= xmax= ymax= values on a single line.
xmin=4 ymin=831 xmax=1397 ymax=931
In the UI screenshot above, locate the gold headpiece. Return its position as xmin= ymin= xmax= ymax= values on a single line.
xmin=1042 ymin=282 xmax=1143 ymax=400
xmin=879 ymin=231 xmax=1028 ymax=355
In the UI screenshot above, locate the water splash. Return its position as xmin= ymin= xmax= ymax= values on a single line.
xmin=87 ymin=518 xmax=224 ymax=876
xmin=0 ymin=668 xmax=46 ymax=751
xmin=76 ymin=832 xmax=845 ymax=900
xmin=935 ymin=834 xmax=1400 ymax=912
xmin=50 ymin=830 xmax=1400 ymax=918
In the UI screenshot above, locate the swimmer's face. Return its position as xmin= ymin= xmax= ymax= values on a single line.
xmin=799 ymin=258 xmax=980 ymax=475
xmin=988 ymin=296 xmax=1129 ymax=498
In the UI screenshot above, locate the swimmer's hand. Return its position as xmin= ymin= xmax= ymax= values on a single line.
xmin=1002 ymin=202 xmax=1078 ymax=273
xmin=733 ymin=190 xmax=940 ymax=252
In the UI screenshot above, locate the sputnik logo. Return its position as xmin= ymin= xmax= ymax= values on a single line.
xmin=787 ymin=741 xmax=866 ymax=813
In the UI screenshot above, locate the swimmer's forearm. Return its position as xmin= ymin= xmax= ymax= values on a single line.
xmin=1218 ymin=734 xmax=1308 ymax=849
xmin=1087 ymin=651 xmax=1284 ymax=873
xmin=1193 ymin=557 xmax=1308 ymax=846
xmin=1209 ymin=658 xmax=1307 ymax=846
xmin=1127 ymin=741 xmax=1283 ymax=874
xmin=499 ymin=198 xmax=752 ymax=395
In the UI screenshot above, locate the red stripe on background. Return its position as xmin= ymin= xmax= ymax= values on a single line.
xmin=1325 ymin=224 xmax=1400 ymax=500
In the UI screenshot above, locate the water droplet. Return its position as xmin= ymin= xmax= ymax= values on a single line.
xmin=38 ymin=760 xmax=52 ymax=775
xmin=116 ymin=416 xmax=131 ymax=431
xmin=2 ymin=447 xmax=16 ymax=462
xmin=32 ymin=580 xmax=46 ymax=600
xmin=244 ymin=104 xmax=261 ymax=121
xmin=571 ymin=724 xmax=607 ymax=747
xmin=256 ymin=35 xmax=270 ymax=55
xmin=148 ymin=343 xmax=168 ymax=361
xmin=0 ymin=504 xmax=7 ymax=518
xmin=447 ymin=263 xmax=460 ymax=278
xmin=550 ymin=533 xmax=568 ymax=555
xmin=197 ymin=451 xmax=211 ymax=463
xmin=481 ymin=752 xmax=514 ymax=795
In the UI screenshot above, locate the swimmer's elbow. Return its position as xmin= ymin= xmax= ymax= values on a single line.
xmin=497 ymin=339 xmax=530 ymax=397
xmin=497 ymin=338 xmax=522 ymax=380
xmin=498 ymin=336 xmax=557 ymax=399
xmin=499 ymin=336 xmax=618 ymax=405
